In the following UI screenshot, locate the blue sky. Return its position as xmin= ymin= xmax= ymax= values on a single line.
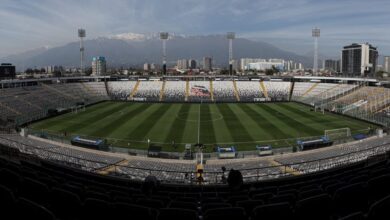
xmin=1 ymin=0 xmax=390 ymax=58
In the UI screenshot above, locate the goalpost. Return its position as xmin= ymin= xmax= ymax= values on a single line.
xmin=324 ymin=127 xmax=351 ymax=140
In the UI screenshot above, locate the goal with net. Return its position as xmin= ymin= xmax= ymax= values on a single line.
xmin=324 ymin=127 xmax=351 ymax=140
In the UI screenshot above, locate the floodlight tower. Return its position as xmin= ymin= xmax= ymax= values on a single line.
xmin=78 ymin=29 xmax=86 ymax=73
xmin=160 ymin=32 xmax=169 ymax=75
xmin=227 ymin=32 xmax=235 ymax=75
xmin=312 ymin=28 xmax=320 ymax=75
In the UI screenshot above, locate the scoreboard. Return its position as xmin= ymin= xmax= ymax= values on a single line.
xmin=0 ymin=63 xmax=16 ymax=79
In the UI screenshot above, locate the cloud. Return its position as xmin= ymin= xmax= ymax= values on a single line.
xmin=0 ymin=0 xmax=389 ymax=58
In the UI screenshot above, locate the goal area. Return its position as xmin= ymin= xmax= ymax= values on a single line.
xmin=324 ymin=127 xmax=351 ymax=140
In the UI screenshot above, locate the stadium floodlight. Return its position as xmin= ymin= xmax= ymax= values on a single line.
xmin=78 ymin=29 xmax=86 ymax=73
xmin=227 ymin=32 xmax=235 ymax=75
xmin=312 ymin=28 xmax=320 ymax=75
xmin=160 ymin=32 xmax=169 ymax=75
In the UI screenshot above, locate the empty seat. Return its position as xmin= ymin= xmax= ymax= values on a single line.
xmin=82 ymin=198 xmax=112 ymax=220
xmin=137 ymin=198 xmax=165 ymax=209
xmin=334 ymin=183 xmax=368 ymax=217
xmin=339 ymin=212 xmax=365 ymax=220
xmin=50 ymin=187 xmax=82 ymax=219
xmin=202 ymin=202 xmax=231 ymax=213
xmin=367 ymin=195 xmax=390 ymax=220
xmin=169 ymin=201 xmax=198 ymax=211
xmin=158 ymin=208 xmax=198 ymax=220
xmin=368 ymin=175 xmax=390 ymax=203
xmin=236 ymin=200 xmax=264 ymax=214
xmin=295 ymin=194 xmax=333 ymax=220
xmin=113 ymin=202 xmax=156 ymax=220
xmin=17 ymin=197 xmax=55 ymax=220
xmin=204 ymin=207 xmax=246 ymax=220
xmin=252 ymin=202 xmax=292 ymax=220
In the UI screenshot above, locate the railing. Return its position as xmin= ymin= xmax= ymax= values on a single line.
xmin=0 ymin=135 xmax=389 ymax=185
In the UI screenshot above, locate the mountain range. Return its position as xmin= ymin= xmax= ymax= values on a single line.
xmin=2 ymin=33 xmax=314 ymax=71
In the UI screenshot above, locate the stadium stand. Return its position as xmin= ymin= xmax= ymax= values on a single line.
xmin=163 ymin=80 xmax=186 ymax=102
xmin=107 ymin=81 xmax=136 ymax=100
xmin=1 ymin=133 xmax=390 ymax=219
xmin=133 ymin=81 xmax=163 ymax=102
xmin=3 ymin=77 xmax=390 ymax=219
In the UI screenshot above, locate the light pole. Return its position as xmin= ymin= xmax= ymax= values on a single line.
xmin=160 ymin=32 xmax=169 ymax=75
xmin=78 ymin=29 xmax=86 ymax=73
xmin=227 ymin=32 xmax=235 ymax=75
xmin=312 ymin=28 xmax=320 ymax=75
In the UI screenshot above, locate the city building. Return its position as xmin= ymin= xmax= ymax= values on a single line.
xmin=384 ymin=56 xmax=390 ymax=73
xmin=177 ymin=59 xmax=189 ymax=69
xmin=203 ymin=57 xmax=213 ymax=71
xmin=324 ymin=60 xmax=341 ymax=73
xmin=341 ymin=43 xmax=378 ymax=77
xmin=244 ymin=59 xmax=285 ymax=71
xmin=240 ymin=58 xmax=266 ymax=71
xmin=0 ymin=63 xmax=15 ymax=79
xmin=188 ymin=59 xmax=197 ymax=69
xmin=143 ymin=63 xmax=151 ymax=71
xmin=92 ymin=56 xmax=106 ymax=75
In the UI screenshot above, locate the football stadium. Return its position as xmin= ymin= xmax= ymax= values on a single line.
xmin=1 ymin=76 xmax=390 ymax=219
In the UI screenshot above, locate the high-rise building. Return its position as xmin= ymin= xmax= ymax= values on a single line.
xmin=177 ymin=59 xmax=189 ymax=69
xmin=245 ymin=59 xmax=285 ymax=71
xmin=341 ymin=43 xmax=378 ymax=77
xmin=203 ymin=57 xmax=212 ymax=71
xmin=144 ymin=63 xmax=151 ymax=71
xmin=240 ymin=58 xmax=266 ymax=71
xmin=384 ymin=56 xmax=390 ymax=73
xmin=324 ymin=60 xmax=340 ymax=73
xmin=92 ymin=56 xmax=106 ymax=75
xmin=188 ymin=59 xmax=197 ymax=69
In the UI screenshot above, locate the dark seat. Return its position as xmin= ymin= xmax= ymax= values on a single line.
xmin=169 ymin=201 xmax=198 ymax=211
xmin=20 ymin=177 xmax=50 ymax=206
xmin=50 ymin=187 xmax=82 ymax=219
xmin=113 ymin=202 xmax=156 ymax=220
xmin=82 ymin=198 xmax=112 ymax=220
xmin=202 ymin=202 xmax=231 ymax=213
xmin=368 ymin=175 xmax=390 ymax=203
xmin=236 ymin=200 xmax=264 ymax=214
xmin=367 ymin=195 xmax=390 ymax=220
xmin=0 ymin=184 xmax=17 ymax=217
xmin=339 ymin=212 xmax=365 ymax=220
xmin=137 ymin=198 xmax=165 ymax=209
xmin=204 ymin=207 xmax=246 ymax=220
xmin=333 ymin=183 xmax=368 ymax=217
xmin=17 ymin=197 xmax=55 ymax=220
xmin=295 ymin=194 xmax=333 ymax=220
xmin=252 ymin=202 xmax=292 ymax=220
xmin=158 ymin=208 xmax=198 ymax=220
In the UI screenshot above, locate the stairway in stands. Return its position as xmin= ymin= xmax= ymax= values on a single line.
xmin=0 ymin=102 xmax=21 ymax=115
xmin=185 ymin=80 xmax=190 ymax=102
xmin=129 ymin=81 xmax=140 ymax=99
xmin=41 ymin=83 xmax=77 ymax=100
xmin=159 ymin=81 xmax=166 ymax=102
xmin=302 ymin=83 xmax=319 ymax=97
xmin=233 ymin=80 xmax=240 ymax=102
xmin=210 ymin=80 xmax=214 ymax=102
xmin=260 ymin=81 xmax=269 ymax=99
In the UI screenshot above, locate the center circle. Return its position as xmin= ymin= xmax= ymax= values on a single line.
xmin=176 ymin=111 xmax=223 ymax=123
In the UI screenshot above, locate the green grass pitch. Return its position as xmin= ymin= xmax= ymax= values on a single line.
xmin=30 ymin=101 xmax=376 ymax=152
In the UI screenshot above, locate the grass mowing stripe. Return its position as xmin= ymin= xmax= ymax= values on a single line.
xmin=216 ymin=104 xmax=254 ymax=142
xmin=60 ymin=102 xmax=128 ymax=132
xmin=200 ymin=104 xmax=217 ymax=144
xmin=239 ymin=104 xmax=289 ymax=139
xmin=31 ymin=102 xmax=109 ymax=130
xmin=164 ymin=104 xmax=190 ymax=144
xmin=127 ymin=104 xmax=172 ymax=141
xmin=261 ymin=104 xmax=323 ymax=136
xmin=281 ymin=103 xmax=350 ymax=127
xmin=90 ymin=103 xmax=148 ymax=137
